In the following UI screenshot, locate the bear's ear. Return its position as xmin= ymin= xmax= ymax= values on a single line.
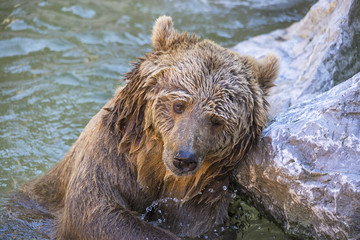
xmin=151 ymin=16 xmax=178 ymax=51
xmin=257 ymin=55 xmax=279 ymax=95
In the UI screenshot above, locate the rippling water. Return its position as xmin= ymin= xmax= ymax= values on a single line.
xmin=0 ymin=0 xmax=316 ymax=239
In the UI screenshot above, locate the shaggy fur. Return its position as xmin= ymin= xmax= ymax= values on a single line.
xmin=19 ymin=16 xmax=279 ymax=239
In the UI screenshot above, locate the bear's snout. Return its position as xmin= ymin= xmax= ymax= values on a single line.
xmin=173 ymin=150 xmax=198 ymax=172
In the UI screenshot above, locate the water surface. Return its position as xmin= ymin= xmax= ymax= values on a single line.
xmin=0 ymin=0 xmax=316 ymax=239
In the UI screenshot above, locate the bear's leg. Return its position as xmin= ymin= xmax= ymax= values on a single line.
xmin=56 ymin=190 xmax=178 ymax=240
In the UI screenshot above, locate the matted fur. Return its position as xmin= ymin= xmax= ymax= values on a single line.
xmin=18 ymin=16 xmax=279 ymax=239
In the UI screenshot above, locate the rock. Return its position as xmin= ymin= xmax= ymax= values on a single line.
xmin=234 ymin=0 xmax=360 ymax=239
xmin=237 ymin=73 xmax=360 ymax=239
xmin=233 ymin=0 xmax=360 ymax=118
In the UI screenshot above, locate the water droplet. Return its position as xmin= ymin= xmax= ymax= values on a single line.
xmin=208 ymin=188 xmax=214 ymax=193
xmin=198 ymin=191 xmax=202 ymax=195
xmin=222 ymin=185 xmax=227 ymax=191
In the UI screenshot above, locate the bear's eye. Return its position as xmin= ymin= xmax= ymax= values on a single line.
xmin=210 ymin=117 xmax=224 ymax=128
xmin=173 ymin=102 xmax=185 ymax=114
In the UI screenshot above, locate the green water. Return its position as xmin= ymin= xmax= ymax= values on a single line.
xmin=0 ymin=0 xmax=316 ymax=239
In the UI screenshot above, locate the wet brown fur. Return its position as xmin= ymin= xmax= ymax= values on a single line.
xmin=19 ymin=16 xmax=279 ymax=239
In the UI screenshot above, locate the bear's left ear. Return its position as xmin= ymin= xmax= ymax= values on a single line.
xmin=151 ymin=16 xmax=178 ymax=51
xmin=257 ymin=55 xmax=279 ymax=95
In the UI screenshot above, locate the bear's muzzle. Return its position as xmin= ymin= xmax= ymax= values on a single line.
xmin=173 ymin=150 xmax=198 ymax=172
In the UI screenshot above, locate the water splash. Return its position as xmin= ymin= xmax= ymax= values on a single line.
xmin=141 ymin=197 xmax=184 ymax=222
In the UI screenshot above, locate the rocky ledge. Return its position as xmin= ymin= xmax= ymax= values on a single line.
xmin=234 ymin=0 xmax=360 ymax=239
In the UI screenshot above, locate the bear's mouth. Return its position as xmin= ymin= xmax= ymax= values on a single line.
xmin=173 ymin=149 xmax=198 ymax=172
xmin=173 ymin=159 xmax=197 ymax=172
xmin=162 ymin=148 xmax=201 ymax=176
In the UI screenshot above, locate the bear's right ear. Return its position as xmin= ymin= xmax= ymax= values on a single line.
xmin=257 ymin=55 xmax=279 ymax=95
xmin=151 ymin=16 xmax=178 ymax=51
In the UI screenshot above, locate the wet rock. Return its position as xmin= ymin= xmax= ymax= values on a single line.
xmin=234 ymin=0 xmax=360 ymax=239
xmin=237 ymin=73 xmax=360 ymax=240
xmin=233 ymin=0 xmax=360 ymax=118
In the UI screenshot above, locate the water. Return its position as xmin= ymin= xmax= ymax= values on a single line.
xmin=0 ymin=0 xmax=316 ymax=239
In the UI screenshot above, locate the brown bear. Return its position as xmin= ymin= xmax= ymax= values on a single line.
xmin=18 ymin=16 xmax=279 ymax=239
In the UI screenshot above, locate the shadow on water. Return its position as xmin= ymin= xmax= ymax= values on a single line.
xmin=0 ymin=0 xmax=316 ymax=239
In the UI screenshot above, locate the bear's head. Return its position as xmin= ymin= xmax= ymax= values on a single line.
xmin=109 ymin=16 xmax=279 ymax=190
xmin=140 ymin=16 xmax=279 ymax=177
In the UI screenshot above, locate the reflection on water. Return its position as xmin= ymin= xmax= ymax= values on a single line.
xmin=0 ymin=0 xmax=316 ymax=239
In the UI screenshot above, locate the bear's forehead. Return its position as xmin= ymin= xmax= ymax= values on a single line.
xmin=171 ymin=42 xmax=240 ymax=73
xmin=164 ymin=42 xmax=251 ymax=86
xmin=149 ymin=40 xmax=254 ymax=114
xmin=162 ymin=52 xmax=251 ymax=100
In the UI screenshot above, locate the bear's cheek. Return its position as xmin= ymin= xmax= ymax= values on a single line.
xmin=204 ymin=127 xmax=237 ymax=157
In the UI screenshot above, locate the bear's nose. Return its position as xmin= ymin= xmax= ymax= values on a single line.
xmin=173 ymin=150 xmax=198 ymax=172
